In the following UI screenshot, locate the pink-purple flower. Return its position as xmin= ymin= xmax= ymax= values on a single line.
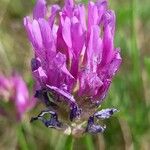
xmin=24 ymin=0 xmax=121 ymax=135
xmin=0 ymin=74 xmax=35 ymax=120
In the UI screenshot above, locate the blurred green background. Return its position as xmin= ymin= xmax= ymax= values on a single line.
xmin=0 ymin=0 xmax=150 ymax=149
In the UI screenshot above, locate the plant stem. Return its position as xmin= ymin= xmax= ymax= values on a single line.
xmin=16 ymin=123 xmax=28 ymax=150
xmin=65 ymin=135 xmax=74 ymax=150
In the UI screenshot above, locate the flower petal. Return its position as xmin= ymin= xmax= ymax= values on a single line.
xmin=62 ymin=17 xmax=72 ymax=48
xmin=94 ymin=108 xmax=118 ymax=119
xmin=33 ymin=0 xmax=47 ymax=19
xmin=32 ymin=19 xmax=43 ymax=50
xmin=86 ymin=116 xmax=106 ymax=134
xmin=49 ymin=5 xmax=60 ymax=28
xmin=65 ymin=0 xmax=74 ymax=8
xmin=30 ymin=109 xmax=63 ymax=129
xmin=93 ymin=79 xmax=111 ymax=103
xmin=101 ymin=10 xmax=116 ymax=65
xmin=46 ymin=85 xmax=76 ymax=105
xmin=38 ymin=19 xmax=52 ymax=48
xmin=13 ymin=75 xmax=36 ymax=119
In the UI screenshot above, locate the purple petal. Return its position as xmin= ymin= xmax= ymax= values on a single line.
xmin=13 ymin=75 xmax=36 ymax=119
xmin=87 ymin=25 xmax=102 ymax=70
xmin=71 ymin=18 xmax=85 ymax=55
xmin=101 ymin=10 xmax=116 ymax=65
xmin=70 ymin=20 xmax=85 ymax=78
xmin=62 ymin=17 xmax=72 ymax=48
xmin=87 ymin=0 xmax=108 ymax=31
xmin=24 ymin=0 xmax=122 ymax=131
xmin=32 ymin=66 xmax=47 ymax=87
xmin=38 ymin=18 xmax=54 ymax=50
xmin=93 ymin=79 xmax=111 ymax=102
xmin=88 ymin=1 xmax=99 ymax=32
xmin=65 ymin=0 xmax=74 ymax=8
xmin=32 ymin=20 xmax=43 ymax=50
xmin=0 ymin=75 xmax=12 ymax=100
xmin=24 ymin=17 xmax=37 ymax=49
xmin=79 ymin=72 xmax=103 ymax=96
xmin=53 ymin=52 xmax=74 ymax=79
xmin=74 ymin=4 xmax=86 ymax=30
xmin=107 ymin=49 xmax=122 ymax=77
xmin=33 ymin=0 xmax=47 ymax=19
xmin=0 ymin=75 xmax=10 ymax=91
xmin=97 ymin=49 xmax=121 ymax=81
xmin=49 ymin=5 xmax=60 ymax=28
xmin=97 ymin=0 xmax=108 ymax=24
xmin=56 ymin=22 xmax=69 ymax=60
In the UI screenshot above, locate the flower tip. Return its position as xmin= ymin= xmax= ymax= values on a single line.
xmin=33 ymin=0 xmax=47 ymax=19
xmin=65 ymin=0 xmax=74 ymax=7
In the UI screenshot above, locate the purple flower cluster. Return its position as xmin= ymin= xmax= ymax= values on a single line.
xmin=24 ymin=0 xmax=121 ymax=135
xmin=0 ymin=74 xmax=35 ymax=120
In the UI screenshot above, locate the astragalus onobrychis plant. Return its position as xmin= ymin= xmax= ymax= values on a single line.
xmin=24 ymin=0 xmax=121 ymax=136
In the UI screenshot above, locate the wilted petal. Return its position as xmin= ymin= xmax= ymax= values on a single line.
xmin=31 ymin=58 xmax=41 ymax=71
xmin=35 ymin=89 xmax=58 ymax=107
xmin=86 ymin=117 xmax=106 ymax=134
xmin=94 ymin=108 xmax=118 ymax=119
xmin=46 ymin=85 xmax=76 ymax=105
xmin=70 ymin=105 xmax=81 ymax=121
xmin=30 ymin=110 xmax=63 ymax=129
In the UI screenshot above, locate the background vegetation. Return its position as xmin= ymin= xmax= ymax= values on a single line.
xmin=0 ymin=0 xmax=150 ymax=149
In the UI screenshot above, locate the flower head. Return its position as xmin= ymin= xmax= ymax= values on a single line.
xmin=0 ymin=74 xmax=35 ymax=120
xmin=24 ymin=0 xmax=121 ymax=136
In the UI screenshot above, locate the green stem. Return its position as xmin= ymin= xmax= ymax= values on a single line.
xmin=16 ymin=123 xmax=28 ymax=150
xmin=84 ymin=135 xmax=94 ymax=150
xmin=65 ymin=135 xmax=74 ymax=150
